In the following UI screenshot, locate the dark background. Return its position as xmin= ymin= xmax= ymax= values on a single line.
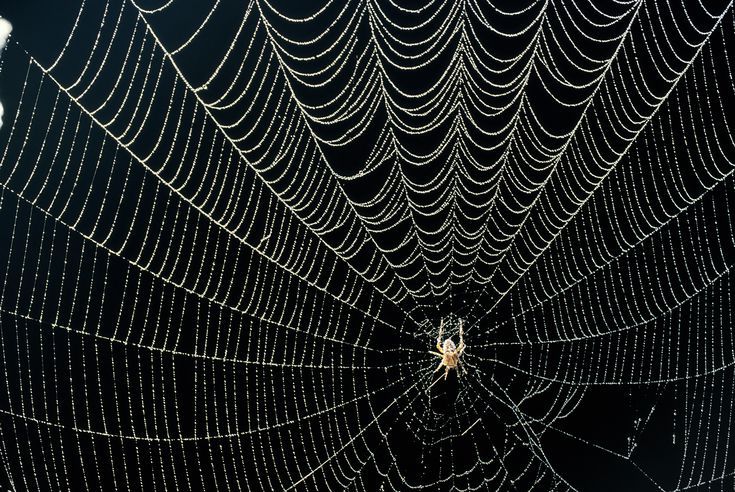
xmin=0 ymin=1 xmax=734 ymax=490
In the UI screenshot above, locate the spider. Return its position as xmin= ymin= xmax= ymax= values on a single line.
xmin=428 ymin=318 xmax=466 ymax=380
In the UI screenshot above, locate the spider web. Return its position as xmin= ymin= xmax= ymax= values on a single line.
xmin=0 ymin=0 xmax=734 ymax=490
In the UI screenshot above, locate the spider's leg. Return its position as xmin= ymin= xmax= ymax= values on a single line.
xmin=436 ymin=341 xmax=443 ymax=352
xmin=434 ymin=361 xmax=444 ymax=373
xmin=444 ymin=367 xmax=449 ymax=380
xmin=428 ymin=351 xmax=443 ymax=358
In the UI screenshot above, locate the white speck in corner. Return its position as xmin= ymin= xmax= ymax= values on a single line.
xmin=0 ymin=18 xmax=12 ymax=130
xmin=0 ymin=18 xmax=12 ymax=49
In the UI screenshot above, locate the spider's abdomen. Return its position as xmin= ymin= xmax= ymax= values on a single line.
xmin=442 ymin=339 xmax=456 ymax=352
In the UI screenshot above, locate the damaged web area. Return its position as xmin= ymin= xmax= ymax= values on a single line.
xmin=0 ymin=0 xmax=734 ymax=490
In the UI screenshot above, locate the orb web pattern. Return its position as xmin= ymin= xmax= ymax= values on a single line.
xmin=0 ymin=0 xmax=734 ymax=490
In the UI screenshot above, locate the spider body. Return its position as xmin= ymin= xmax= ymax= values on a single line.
xmin=429 ymin=319 xmax=466 ymax=380
xmin=442 ymin=338 xmax=456 ymax=354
